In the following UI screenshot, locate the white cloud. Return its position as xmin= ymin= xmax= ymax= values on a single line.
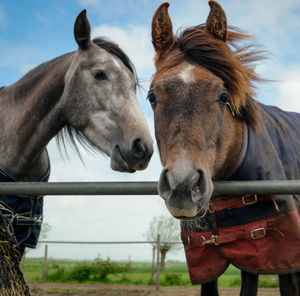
xmin=275 ymin=68 xmax=300 ymax=112
xmin=226 ymin=0 xmax=300 ymax=58
xmin=92 ymin=25 xmax=154 ymax=79
xmin=0 ymin=43 xmax=51 ymax=78
xmin=225 ymin=0 xmax=299 ymax=27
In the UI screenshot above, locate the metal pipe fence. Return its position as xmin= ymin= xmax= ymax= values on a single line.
xmin=39 ymin=240 xmax=181 ymax=244
xmin=4 ymin=179 xmax=300 ymax=290
xmin=1 ymin=180 xmax=300 ymax=196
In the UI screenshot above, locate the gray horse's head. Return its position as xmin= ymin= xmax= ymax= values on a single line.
xmin=62 ymin=10 xmax=153 ymax=172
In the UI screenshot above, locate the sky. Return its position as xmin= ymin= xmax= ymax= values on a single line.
xmin=0 ymin=0 xmax=300 ymax=262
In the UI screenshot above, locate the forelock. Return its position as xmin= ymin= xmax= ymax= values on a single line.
xmin=92 ymin=37 xmax=137 ymax=79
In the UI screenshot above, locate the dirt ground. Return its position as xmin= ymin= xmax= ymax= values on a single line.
xmin=29 ymin=283 xmax=280 ymax=296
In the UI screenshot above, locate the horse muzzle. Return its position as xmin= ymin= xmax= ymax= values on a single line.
xmin=158 ymin=165 xmax=213 ymax=218
xmin=110 ymin=137 xmax=153 ymax=173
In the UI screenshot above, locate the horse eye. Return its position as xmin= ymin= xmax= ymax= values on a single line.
xmin=92 ymin=70 xmax=107 ymax=81
xmin=147 ymin=92 xmax=157 ymax=106
xmin=218 ymin=91 xmax=230 ymax=104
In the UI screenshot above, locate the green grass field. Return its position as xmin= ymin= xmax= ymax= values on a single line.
xmin=22 ymin=258 xmax=278 ymax=288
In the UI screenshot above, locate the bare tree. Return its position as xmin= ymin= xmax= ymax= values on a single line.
xmin=145 ymin=215 xmax=181 ymax=272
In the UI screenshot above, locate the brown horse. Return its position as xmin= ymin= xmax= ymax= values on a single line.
xmin=149 ymin=1 xmax=300 ymax=295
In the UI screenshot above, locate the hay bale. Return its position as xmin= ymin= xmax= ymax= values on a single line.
xmin=0 ymin=212 xmax=30 ymax=296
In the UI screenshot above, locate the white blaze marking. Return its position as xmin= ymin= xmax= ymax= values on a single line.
xmin=178 ymin=64 xmax=195 ymax=83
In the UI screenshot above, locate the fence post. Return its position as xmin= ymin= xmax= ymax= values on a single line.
xmin=42 ymin=244 xmax=48 ymax=281
xmin=150 ymin=245 xmax=156 ymax=284
xmin=156 ymin=234 xmax=160 ymax=290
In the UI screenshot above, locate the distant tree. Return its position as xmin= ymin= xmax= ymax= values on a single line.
xmin=40 ymin=222 xmax=52 ymax=240
xmin=145 ymin=215 xmax=181 ymax=272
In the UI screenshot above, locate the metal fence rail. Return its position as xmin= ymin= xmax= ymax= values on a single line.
xmin=39 ymin=240 xmax=181 ymax=245
xmin=3 ymin=179 xmax=300 ymax=290
xmin=1 ymin=180 xmax=300 ymax=196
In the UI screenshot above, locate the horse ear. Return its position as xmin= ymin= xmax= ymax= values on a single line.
xmin=74 ymin=9 xmax=91 ymax=50
xmin=206 ymin=0 xmax=228 ymax=42
xmin=151 ymin=2 xmax=175 ymax=55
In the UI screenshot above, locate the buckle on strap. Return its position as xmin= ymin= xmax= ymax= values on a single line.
xmin=202 ymin=235 xmax=218 ymax=246
xmin=200 ymin=228 xmax=267 ymax=246
xmin=16 ymin=215 xmax=42 ymax=226
xmin=242 ymin=194 xmax=258 ymax=205
xmin=251 ymin=228 xmax=266 ymax=240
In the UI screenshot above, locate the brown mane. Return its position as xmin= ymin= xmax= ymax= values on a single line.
xmin=156 ymin=24 xmax=267 ymax=130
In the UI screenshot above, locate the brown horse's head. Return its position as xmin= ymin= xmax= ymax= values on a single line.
xmin=150 ymin=1 xmax=264 ymax=219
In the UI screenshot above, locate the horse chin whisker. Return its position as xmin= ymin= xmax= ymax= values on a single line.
xmin=177 ymin=209 xmax=208 ymax=221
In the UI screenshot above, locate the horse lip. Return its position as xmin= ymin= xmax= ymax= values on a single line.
xmin=110 ymin=145 xmax=136 ymax=173
xmin=174 ymin=209 xmax=208 ymax=221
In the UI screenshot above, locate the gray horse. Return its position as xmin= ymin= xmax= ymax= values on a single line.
xmin=0 ymin=10 xmax=153 ymax=256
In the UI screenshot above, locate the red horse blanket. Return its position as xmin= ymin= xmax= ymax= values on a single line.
xmin=182 ymin=104 xmax=300 ymax=284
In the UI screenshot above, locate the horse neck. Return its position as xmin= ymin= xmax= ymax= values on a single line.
xmin=0 ymin=53 xmax=74 ymax=181
xmin=214 ymin=111 xmax=244 ymax=180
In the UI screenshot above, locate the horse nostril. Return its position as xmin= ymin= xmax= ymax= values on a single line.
xmin=158 ymin=169 xmax=172 ymax=200
xmin=131 ymin=138 xmax=147 ymax=159
xmin=191 ymin=170 xmax=208 ymax=201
